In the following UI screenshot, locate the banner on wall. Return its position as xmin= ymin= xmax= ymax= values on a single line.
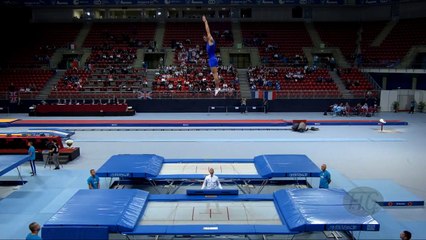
xmin=356 ymin=0 xmax=390 ymax=5
xmin=17 ymin=0 xmax=345 ymax=5
xmin=251 ymin=90 xmax=276 ymax=100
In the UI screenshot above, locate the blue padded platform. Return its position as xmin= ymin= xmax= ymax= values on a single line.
xmin=42 ymin=226 xmax=109 ymax=240
xmin=353 ymin=179 xmax=424 ymax=207
xmin=254 ymin=154 xmax=320 ymax=177
xmin=274 ymin=188 xmax=380 ymax=232
xmin=0 ymin=155 xmax=30 ymax=176
xmin=28 ymin=128 xmax=75 ymax=138
xmin=131 ymin=225 xmax=293 ymax=235
xmin=96 ymin=154 xmax=320 ymax=180
xmin=42 ymin=189 xmax=149 ymax=240
xmin=97 ymin=154 xmax=164 ymax=178
xmin=187 ymin=189 xmax=239 ymax=195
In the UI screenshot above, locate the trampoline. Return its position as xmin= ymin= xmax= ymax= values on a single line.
xmin=0 ymin=155 xmax=31 ymax=184
xmin=0 ymin=128 xmax=74 ymax=139
xmin=41 ymin=188 xmax=380 ymax=240
xmin=96 ymin=154 xmax=321 ymax=193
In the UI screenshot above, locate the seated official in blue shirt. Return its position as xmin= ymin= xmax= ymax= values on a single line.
xmin=319 ymin=164 xmax=331 ymax=189
xmin=87 ymin=169 xmax=100 ymax=189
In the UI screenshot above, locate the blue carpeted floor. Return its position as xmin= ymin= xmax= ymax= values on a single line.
xmin=0 ymin=112 xmax=425 ymax=240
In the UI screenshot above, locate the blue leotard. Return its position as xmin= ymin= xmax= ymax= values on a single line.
xmin=206 ymin=40 xmax=218 ymax=67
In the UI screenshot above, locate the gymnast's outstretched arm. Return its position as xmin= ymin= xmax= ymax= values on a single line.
xmin=202 ymin=15 xmax=214 ymax=44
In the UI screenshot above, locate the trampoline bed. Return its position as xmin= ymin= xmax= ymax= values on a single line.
xmin=139 ymin=201 xmax=281 ymax=225
xmin=42 ymin=188 xmax=380 ymax=240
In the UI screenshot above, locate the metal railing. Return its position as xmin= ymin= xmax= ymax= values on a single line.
xmin=272 ymin=90 xmax=342 ymax=99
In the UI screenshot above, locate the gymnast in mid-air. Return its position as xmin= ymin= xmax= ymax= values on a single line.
xmin=202 ymin=15 xmax=221 ymax=96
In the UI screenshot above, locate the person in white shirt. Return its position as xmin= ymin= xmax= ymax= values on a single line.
xmin=201 ymin=168 xmax=222 ymax=190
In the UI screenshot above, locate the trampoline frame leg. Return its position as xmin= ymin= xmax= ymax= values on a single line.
xmin=16 ymin=167 xmax=24 ymax=185
xmin=148 ymin=180 xmax=162 ymax=194
xmin=257 ymin=180 xmax=269 ymax=194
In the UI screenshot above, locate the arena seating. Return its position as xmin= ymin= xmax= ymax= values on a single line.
xmin=83 ymin=22 xmax=157 ymax=48
xmin=363 ymin=18 xmax=426 ymax=67
xmin=241 ymin=22 xmax=311 ymax=67
xmin=158 ymin=22 xmax=237 ymax=98
xmin=163 ymin=22 xmax=233 ymax=49
xmin=0 ymin=69 xmax=54 ymax=99
xmin=248 ymin=67 xmax=340 ymax=98
xmin=152 ymin=65 xmax=239 ymax=98
xmin=86 ymin=48 xmax=137 ymax=66
xmin=315 ymin=22 xmax=359 ymax=61
xmin=46 ymin=22 xmax=156 ymax=99
xmin=7 ymin=23 xmax=82 ymax=67
xmin=359 ymin=21 xmax=387 ymax=54
xmin=338 ymin=68 xmax=376 ymax=98
xmin=50 ymin=66 xmax=147 ymax=99
xmin=3 ymin=19 xmax=426 ymax=103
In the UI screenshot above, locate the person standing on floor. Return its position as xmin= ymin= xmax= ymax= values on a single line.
xmin=87 ymin=169 xmax=100 ymax=189
xmin=319 ymin=164 xmax=331 ymax=189
xmin=27 ymin=142 xmax=37 ymax=176
xmin=50 ymin=140 xmax=60 ymax=170
xmin=409 ymin=100 xmax=415 ymax=114
xmin=240 ymin=97 xmax=247 ymax=114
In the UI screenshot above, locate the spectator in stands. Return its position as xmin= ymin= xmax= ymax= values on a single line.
xmin=400 ymin=230 xmax=412 ymax=240
xmin=87 ymin=169 xmax=100 ymax=189
xmin=329 ymin=57 xmax=336 ymax=70
xmin=361 ymin=103 xmax=369 ymax=115
xmin=201 ymin=168 xmax=222 ymax=190
xmin=354 ymin=80 xmax=360 ymax=87
xmin=202 ymin=15 xmax=221 ymax=96
xmin=319 ymin=164 xmax=331 ymax=189
xmin=26 ymin=222 xmax=41 ymax=240
xmin=143 ymin=79 xmax=149 ymax=88
xmin=49 ymin=140 xmax=60 ymax=170
xmin=27 ymin=142 xmax=37 ymax=176
xmin=8 ymin=82 xmax=16 ymax=92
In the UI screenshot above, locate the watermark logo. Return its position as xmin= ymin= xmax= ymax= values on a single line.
xmin=344 ymin=187 xmax=383 ymax=215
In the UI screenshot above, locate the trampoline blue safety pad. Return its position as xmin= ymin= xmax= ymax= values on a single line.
xmin=96 ymin=154 xmax=321 ymax=179
xmin=0 ymin=155 xmax=30 ymax=177
xmin=275 ymin=188 xmax=380 ymax=232
xmin=42 ymin=189 xmax=149 ymax=240
xmin=96 ymin=154 xmax=164 ymax=178
xmin=42 ymin=189 xmax=380 ymax=239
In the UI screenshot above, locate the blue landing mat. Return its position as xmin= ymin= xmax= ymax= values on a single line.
xmin=353 ymin=179 xmax=424 ymax=207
